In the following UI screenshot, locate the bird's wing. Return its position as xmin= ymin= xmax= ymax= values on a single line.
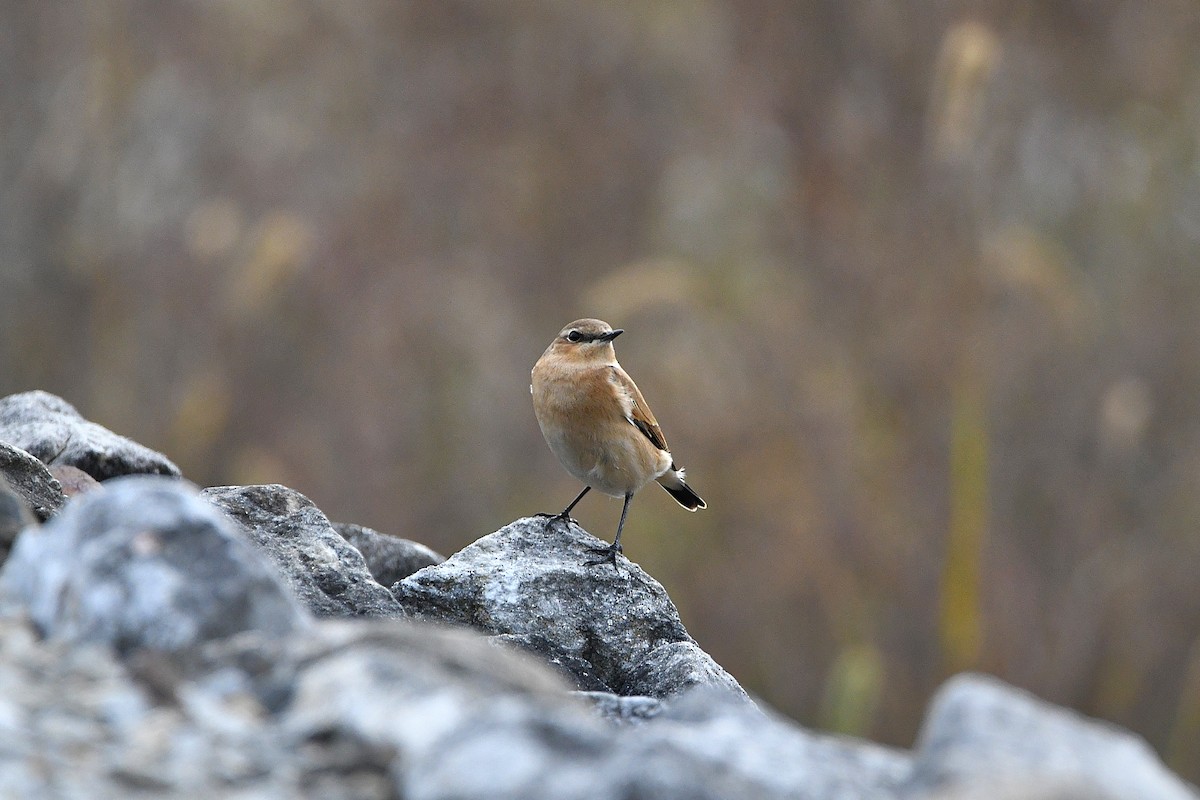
xmin=608 ymin=365 xmax=670 ymax=453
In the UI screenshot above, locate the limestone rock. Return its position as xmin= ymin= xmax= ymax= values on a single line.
xmin=0 ymin=613 xmax=295 ymax=800
xmin=332 ymin=521 xmax=444 ymax=586
xmin=0 ymin=479 xmax=34 ymax=561
xmin=907 ymin=673 xmax=1198 ymax=800
xmin=0 ymin=388 xmax=1192 ymax=798
xmin=392 ymin=516 xmax=745 ymax=700
xmin=0 ymin=476 xmax=307 ymax=653
xmin=0 ymin=440 xmax=67 ymax=521
xmin=203 ymin=484 xmax=402 ymax=618
xmin=0 ymin=500 xmax=1193 ymax=799
xmin=0 ymin=390 xmax=180 ymax=480
xmin=625 ymin=687 xmax=912 ymax=800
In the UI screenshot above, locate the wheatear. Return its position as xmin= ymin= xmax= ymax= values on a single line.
xmin=531 ymin=318 xmax=705 ymax=567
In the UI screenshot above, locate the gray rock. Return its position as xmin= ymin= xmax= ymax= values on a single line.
xmin=278 ymin=620 xmax=818 ymax=800
xmin=0 ymin=472 xmax=1191 ymax=800
xmin=0 ymin=478 xmax=35 ymax=560
xmin=0 ymin=601 xmax=914 ymax=800
xmin=0 ymin=390 xmax=181 ymax=481
xmin=280 ymin=619 xmax=613 ymax=800
xmin=391 ymin=516 xmax=746 ymax=700
xmin=203 ymin=484 xmax=403 ymax=618
xmin=290 ymin=629 xmax=909 ymax=800
xmin=576 ymin=691 xmax=665 ymax=724
xmin=627 ymin=687 xmax=913 ymax=800
xmin=333 ymin=521 xmax=444 ymax=586
xmin=50 ymin=463 xmax=103 ymax=497
xmin=0 ymin=611 xmax=830 ymax=800
xmin=624 ymin=639 xmax=745 ymax=698
xmin=0 ymin=476 xmax=308 ymax=653
xmin=5 ymin=594 xmax=1193 ymax=800
xmin=906 ymin=673 xmax=1198 ymax=800
xmin=918 ymin=781 xmax=1121 ymax=800
xmin=0 ymin=613 xmax=294 ymax=800
xmin=494 ymin=631 xmax=611 ymax=690
xmin=0 ymin=440 xmax=67 ymax=521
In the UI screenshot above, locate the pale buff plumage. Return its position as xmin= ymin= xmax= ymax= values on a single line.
xmin=531 ymin=318 xmax=705 ymax=566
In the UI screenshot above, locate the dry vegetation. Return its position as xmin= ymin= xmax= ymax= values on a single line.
xmin=2 ymin=0 xmax=1199 ymax=778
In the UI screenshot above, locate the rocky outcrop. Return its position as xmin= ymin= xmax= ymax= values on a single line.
xmin=908 ymin=674 xmax=1196 ymax=799
xmin=332 ymin=521 xmax=444 ymax=586
xmin=0 ymin=477 xmax=35 ymax=560
xmin=0 ymin=440 xmax=67 ymax=522
xmin=0 ymin=476 xmax=308 ymax=654
xmin=393 ymin=516 xmax=745 ymax=700
xmin=0 ymin=391 xmax=180 ymax=481
xmin=202 ymin=484 xmax=402 ymax=618
xmin=0 ymin=390 xmax=1193 ymax=799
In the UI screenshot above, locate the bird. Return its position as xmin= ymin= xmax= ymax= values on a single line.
xmin=531 ymin=318 xmax=705 ymax=567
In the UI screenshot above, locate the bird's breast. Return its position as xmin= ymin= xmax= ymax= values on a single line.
xmin=531 ymin=360 xmax=668 ymax=495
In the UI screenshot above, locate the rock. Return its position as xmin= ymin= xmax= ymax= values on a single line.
xmin=907 ymin=673 xmax=1198 ymax=800
xmin=0 ymin=491 xmax=1193 ymax=799
xmin=576 ymin=691 xmax=665 ymax=724
xmin=0 ymin=430 xmax=1192 ymax=800
xmin=0 ymin=390 xmax=180 ymax=481
xmin=0 ymin=543 xmax=909 ymax=800
xmin=623 ymin=639 xmax=745 ymax=698
xmin=203 ymin=484 xmax=403 ymax=618
xmin=50 ymin=464 xmax=103 ymax=497
xmin=276 ymin=620 xmax=847 ymax=800
xmin=279 ymin=620 xmax=613 ymax=800
xmin=0 ymin=479 xmax=34 ymax=560
xmin=1 ymin=599 xmax=1193 ymax=800
xmin=0 ymin=441 xmax=67 ymax=521
xmin=918 ymin=781 xmax=1121 ymax=800
xmin=0 ymin=476 xmax=308 ymax=653
xmin=625 ymin=686 xmax=913 ymax=800
xmin=292 ymin=637 xmax=906 ymax=800
xmin=493 ymin=631 xmax=611 ymax=691
xmin=332 ymin=521 xmax=444 ymax=586
xmin=391 ymin=516 xmax=746 ymax=700
xmin=0 ymin=613 xmax=293 ymax=800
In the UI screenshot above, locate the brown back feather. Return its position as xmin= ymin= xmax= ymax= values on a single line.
xmin=608 ymin=366 xmax=670 ymax=453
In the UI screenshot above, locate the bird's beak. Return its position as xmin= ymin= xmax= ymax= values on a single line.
xmin=599 ymin=329 xmax=624 ymax=342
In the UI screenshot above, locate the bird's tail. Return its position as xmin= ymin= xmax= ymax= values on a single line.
xmin=657 ymin=466 xmax=706 ymax=511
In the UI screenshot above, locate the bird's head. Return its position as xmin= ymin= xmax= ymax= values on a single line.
xmin=547 ymin=318 xmax=624 ymax=363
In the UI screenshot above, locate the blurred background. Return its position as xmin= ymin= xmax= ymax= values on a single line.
xmin=3 ymin=0 xmax=1200 ymax=778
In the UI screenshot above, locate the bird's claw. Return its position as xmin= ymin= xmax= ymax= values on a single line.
xmin=584 ymin=542 xmax=623 ymax=570
xmin=537 ymin=511 xmax=576 ymax=530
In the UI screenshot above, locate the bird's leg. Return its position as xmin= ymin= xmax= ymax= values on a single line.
xmin=585 ymin=492 xmax=632 ymax=569
xmin=558 ymin=485 xmax=591 ymax=519
xmin=538 ymin=486 xmax=591 ymax=528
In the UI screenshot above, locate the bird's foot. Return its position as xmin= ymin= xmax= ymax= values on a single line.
xmin=584 ymin=542 xmax=623 ymax=569
xmin=536 ymin=511 xmax=576 ymax=530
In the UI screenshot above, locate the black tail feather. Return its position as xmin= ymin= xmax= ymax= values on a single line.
xmin=662 ymin=481 xmax=706 ymax=511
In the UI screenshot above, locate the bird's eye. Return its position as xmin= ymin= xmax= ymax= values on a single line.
xmin=566 ymin=330 xmax=583 ymax=342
